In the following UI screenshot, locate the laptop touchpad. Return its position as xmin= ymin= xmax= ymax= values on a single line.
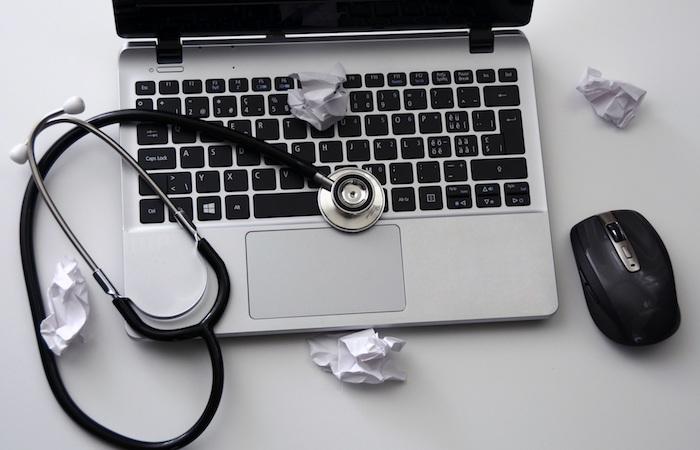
xmin=246 ymin=225 xmax=406 ymax=319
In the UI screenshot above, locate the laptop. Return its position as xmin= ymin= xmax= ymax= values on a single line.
xmin=114 ymin=0 xmax=558 ymax=335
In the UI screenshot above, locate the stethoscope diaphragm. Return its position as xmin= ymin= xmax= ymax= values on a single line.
xmin=318 ymin=168 xmax=385 ymax=233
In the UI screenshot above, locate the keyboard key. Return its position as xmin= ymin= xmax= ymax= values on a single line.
xmin=185 ymin=97 xmax=209 ymax=118
xmin=264 ymin=143 xmax=288 ymax=165
xmin=206 ymin=79 xmax=226 ymax=93
xmin=138 ymin=147 xmax=175 ymax=169
xmin=319 ymin=141 xmax=343 ymax=163
xmin=482 ymin=134 xmax=505 ymax=156
xmin=282 ymin=118 xmax=308 ymax=139
xmin=255 ymin=119 xmax=280 ymax=140
xmin=157 ymin=98 xmax=181 ymax=115
xmin=229 ymin=78 xmax=249 ymax=92
xmin=269 ymin=94 xmax=290 ymax=115
xmin=343 ymin=74 xmax=362 ymax=89
xmin=445 ymin=111 xmax=469 ymax=133
xmin=475 ymin=183 xmax=499 ymax=197
xmin=373 ymin=139 xmax=397 ymax=160
xmin=377 ymin=90 xmax=400 ymax=111
xmin=252 ymin=169 xmax=276 ymax=190
xmin=400 ymin=137 xmax=424 ymax=159
xmin=388 ymin=72 xmax=407 ymax=86
xmin=362 ymin=164 xmax=387 ymax=185
xmin=196 ymin=171 xmax=221 ymax=193
xmin=241 ymin=95 xmax=265 ymax=116
xmin=443 ymin=160 xmax=468 ymax=182
xmin=311 ymin=125 xmax=334 ymax=138
xmin=476 ymin=195 xmax=501 ymax=208
xmin=365 ymin=73 xmax=385 ymax=87
xmin=365 ymin=115 xmax=389 ymax=136
xmin=181 ymin=146 xmax=204 ymax=168
xmin=419 ymin=112 xmax=442 ymax=134
xmin=430 ymin=88 xmax=454 ymax=109
xmin=476 ymin=69 xmax=496 ymax=83
xmin=404 ymin=89 xmax=427 ymax=110
xmin=166 ymin=172 xmax=192 ymax=195
xmin=389 ymin=163 xmax=413 ymax=184
xmin=505 ymin=193 xmax=531 ymax=207
xmin=457 ymin=87 xmax=481 ymax=108
xmin=172 ymin=125 xmax=196 ymax=144
xmin=235 ymin=146 xmax=261 ymax=166
xmin=417 ymin=161 xmax=440 ymax=183
xmin=137 ymin=124 xmax=168 ymax=145
xmin=254 ymin=192 xmax=320 ymax=218
xmin=428 ymin=136 xmax=451 ymax=158
xmin=135 ymin=98 xmax=153 ymax=110
xmin=484 ymin=85 xmax=520 ymax=107
xmin=138 ymin=173 xmax=167 ymax=196
xmin=225 ymin=195 xmax=250 ymax=219
xmin=197 ymin=196 xmax=222 ymax=220
xmin=446 ymin=185 xmax=472 ymax=209
xmin=432 ymin=71 xmax=451 ymax=85
xmin=347 ymin=140 xmax=370 ymax=161
xmin=498 ymin=68 xmax=518 ymax=82
xmin=409 ymin=71 xmax=429 ymax=86
xmin=472 ymin=110 xmax=496 ymax=132
xmin=168 ymin=197 xmax=194 ymax=222
xmin=208 ymin=145 xmax=233 ymax=167
xmin=499 ymin=109 xmax=525 ymax=154
xmin=140 ymin=199 xmax=164 ymax=223
xmin=228 ymin=119 xmax=252 ymax=135
xmin=224 ymin=170 xmax=249 ymax=192
xmin=391 ymin=188 xmax=416 ymax=212
xmin=136 ymin=81 xmax=156 ymax=95
xmin=275 ymin=77 xmax=294 ymax=91
xmin=419 ymin=186 xmax=443 ymax=210
xmin=455 ymin=135 xmax=478 ymax=157
xmin=158 ymin=80 xmax=179 ymax=95
xmin=291 ymin=142 xmax=315 ymax=163
xmin=182 ymin=79 xmax=203 ymax=94
xmin=391 ymin=113 xmax=416 ymax=135
xmin=213 ymin=96 xmax=238 ymax=117
xmin=279 ymin=167 xmax=305 ymax=189
xmin=505 ymin=182 xmax=529 ymax=195
xmin=252 ymin=77 xmax=272 ymax=92
xmin=308 ymin=165 xmax=331 ymax=189
xmin=471 ymin=157 xmax=528 ymax=180
xmin=338 ymin=116 xmax=361 ymax=137
xmin=454 ymin=70 xmax=474 ymax=84
xmin=350 ymin=91 xmax=373 ymax=112
xmin=200 ymin=120 xmax=224 ymax=143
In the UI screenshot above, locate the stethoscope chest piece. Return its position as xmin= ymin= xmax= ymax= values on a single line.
xmin=319 ymin=168 xmax=385 ymax=232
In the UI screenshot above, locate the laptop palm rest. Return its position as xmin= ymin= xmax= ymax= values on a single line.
xmin=246 ymin=225 xmax=406 ymax=319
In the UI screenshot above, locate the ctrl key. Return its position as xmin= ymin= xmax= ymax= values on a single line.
xmin=139 ymin=199 xmax=164 ymax=223
xmin=445 ymin=185 xmax=472 ymax=209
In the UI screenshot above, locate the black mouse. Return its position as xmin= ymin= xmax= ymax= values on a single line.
xmin=570 ymin=210 xmax=680 ymax=345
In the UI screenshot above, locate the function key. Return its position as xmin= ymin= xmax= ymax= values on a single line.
xmin=229 ymin=78 xmax=249 ymax=92
xmin=365 ymin=73 xmax=385 ymax=88
xmin=274 ymin=76 xmax=294 ymax=91
xmin=454 ymin=70 xmax=474 ymax=84
xmin=476 ymin=69 xmax=496 ymax=83
xmin=431 ymin=71 xmax=451 ymax=85
xmin=206 ymin=79 xmax=226 ymax=93
xmin=505 ymin=182 xmax=529 ymax=195
xmin=158 ymin=80 xmax=179 ymax=95
xmin=343 ymin=74 xmax=362 ymax=89
xmin=409 ymin=71 xmax=429 ymax=86
xmin=498 ymin=68 xmax=518 ymax=82
xmin=252 ymin=77 xmax=272 ymax=92
xmin=388 ymin=72 xmax=407 ymax=86
xmin=135 ymin=81 xmax=156 ymax=95
xmin=183 ymin=79 xmax=203 ymax=94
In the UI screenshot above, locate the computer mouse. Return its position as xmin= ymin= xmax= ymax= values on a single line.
xmin=570 ymin=210 xmax=680 ymax=346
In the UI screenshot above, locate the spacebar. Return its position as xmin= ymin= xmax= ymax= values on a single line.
xmin=253 ymin=192 xmax=321 ymax=218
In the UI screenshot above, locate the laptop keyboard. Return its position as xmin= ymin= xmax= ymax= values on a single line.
xmin=133 ymin=68 xmax=530 ymax=224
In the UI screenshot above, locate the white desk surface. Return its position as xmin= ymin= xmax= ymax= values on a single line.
xmin=2 ymin=1 xmax=699 ymax=449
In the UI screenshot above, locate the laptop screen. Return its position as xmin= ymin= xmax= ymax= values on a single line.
xmin=113 ymin=0 xmax=534 ymax=38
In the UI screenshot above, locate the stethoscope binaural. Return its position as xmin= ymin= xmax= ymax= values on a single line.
xmin=13 ymin=97 xmax=385 ymax=449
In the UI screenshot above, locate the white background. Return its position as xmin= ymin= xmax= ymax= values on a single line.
xmin=1 ymin=0 xmax=699 ymax=449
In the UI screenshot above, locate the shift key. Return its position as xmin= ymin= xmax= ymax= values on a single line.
xmin=471 ymin=157 xmax=528 ymax=180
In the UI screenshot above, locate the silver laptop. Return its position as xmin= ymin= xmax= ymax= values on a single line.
xmin=115 ymin=0 xmax=558 ymax=335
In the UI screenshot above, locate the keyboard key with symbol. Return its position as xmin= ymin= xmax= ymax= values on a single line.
xmin=430 ymin=88 xmax=454 ymax=109
xmin=444 ymin=160 xmax=468 ymax=182
xmin=347 ymin=140 xmax=370 ymax=161
xmin=391 ymin=188 xmax=416 ymax=212
xmin=417 ymin=161 xmax=440 ymax=183
xmin=252 ymin=169 xmax=276 ymax=190
xmin=225 ymin=195 xmax=250 ymax=219
xmin=419 ymin=186 xmax=443 ymax=210
xmin=455 ymin=135 xmax=478 ymax=157
xmin=224 ymin=170 xmax=248 ymax=192
xmin=499 ymin=109 xmax=525 ymax=154
xmin=471 ymin=158 xmax=528 ymax=180
xmin=197 ymin=197 xmax=222 ymax=220
xmin=229 ymin=78 xmax=248 ymax=92
xmin=159 ymin=80 xmax=179 ymax=95
xmin=498 ymin=68 xmax=518 ymax=82
xmin=401 ymin=137 xmax=424 ymax=159
xmin=454 ymin=70 xmax=473 ymax=84
xmin=206 ymin=79 xmax=226 ymax=93
xmin=390 ymin=163 xmax=413 ymax=184
xmin=136 ymin=81 xmax=156 ymax=95
xmin=138 ymin=147 xmax=175 ymax=169
xmin=137 ymin=124 xmax=168 ymax=145
xmin=196 ymin=171 xmax=220 ymax=193
xmin=241 ymin=95 xmax=265 ymax=116
xmin=446 ymin=185 xmax=472 ymax=209
xmin=373 ymin=139 xmax=397 ymax=160
xmin=213 ymin=96 xmax=237 ymax=117
xmin=484 ymin=85 xmax=520 ymax=107
xmin=428 ymin=136 xmax=451 ymax=158
xmin=140 ymin=199 xmax=164 ymax=223
xmin=185 ymin=97 xmax=209 ymax=118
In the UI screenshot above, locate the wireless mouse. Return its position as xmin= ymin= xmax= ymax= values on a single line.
xmin=570 ymin=210 xmax=680 ymax=345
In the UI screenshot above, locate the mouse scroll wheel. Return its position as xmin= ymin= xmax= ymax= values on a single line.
xmin=605 ymin=222 xmax=627 ymax=242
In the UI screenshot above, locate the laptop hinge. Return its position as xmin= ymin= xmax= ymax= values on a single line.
xmin=156 ymin=36 xmax=183 ymax=64
xmin=469 ymin=27 xmax=494 ymax=54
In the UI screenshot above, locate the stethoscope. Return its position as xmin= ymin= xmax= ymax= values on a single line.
xmin=13 ymin=97 xmax=385 ymax=449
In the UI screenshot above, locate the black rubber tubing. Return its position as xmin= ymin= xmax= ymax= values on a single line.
xmin=18 ymin=110 xmax=241 ymax=449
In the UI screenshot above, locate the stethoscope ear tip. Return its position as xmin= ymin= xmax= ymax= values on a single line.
xmin=62 ymin=96 xmax=86 ymax=115
xmin=10 ymin=142 xmax=28 ymax=164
